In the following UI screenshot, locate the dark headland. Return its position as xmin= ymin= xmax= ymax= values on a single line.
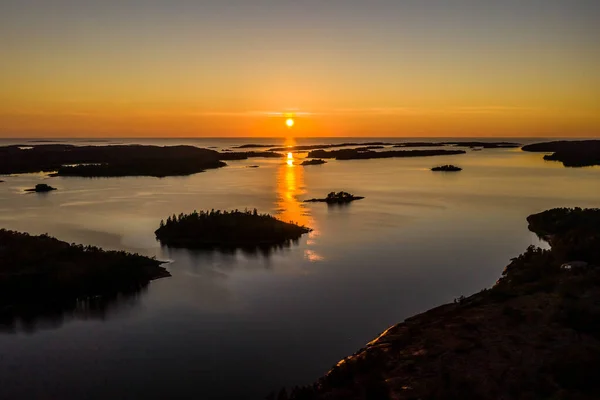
xmin=0 ymin=230 xmax=170 ymax=317
xmin=431 ymin=165 xmax=462 ymax=172
xmin=307 ymin=148 xmax=466 ymax=160
xmin=0 ymin=144 xmax=227 ymax=177
xmin=522 ymin=140 xmax=600 ymax=167
xmin=0 ymin=144 xmax=292 ymax=177
xmin=280 ymin=208 xmax=600 ymax=400
xmin=304 ymin=191 xmax=364 ymax=204
xmin=301 ymin=159 xmax=327 ymax=166
xmin=25 ymin=183 xmax=57 ymax=192
xmin=155 ymin=209 xmax=311 ymax=249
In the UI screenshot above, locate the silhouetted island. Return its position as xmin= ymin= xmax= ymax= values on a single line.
xmin=268 ymin=142 xmax=395 ymax=152
xmin=246 ymin=165 xmax=260 ymax=168
xmin=522 ymin=140 xmax=600 ymax=167
xmin=393 ymin=141 xmax=520 ymax=148
xmin=218 ymin=151 xmax=283 ymax=160
xmin=355 ymin=145 xmax=386 ymax=151
xmin=234 ymin=144 xmax=277 ymax=149
xmin=25 ymin=183 xmax=57 ymax=192
xmin=304 ymin=191 xmax=364 ymax=204
xmin=0 ymin=230 xmax=170 ymax=317
xmin=301 ymin=159 xmax=327 ymax=166
xmin=307 ymin=148 xmax=466 ymax=160
xmin=279 ymin=207 xmax=600 ymax=400
xmin=393 ymin=142 xmax=443 ymax=147
xmin=155 ymin=209 xmax=311 ymax=249
xmin=0 ymin=144 xmax=226 ymax=177
xmin=431 ymin=164 xmax=462 ymax=172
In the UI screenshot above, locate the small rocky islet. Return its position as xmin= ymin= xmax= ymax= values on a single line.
xmin=155 ymin=209 xmax=311 ymax=249
xmin=431 ymin=164 xmax=462 ymax=172
xmin=25 ymin=183 xmax=57 ymax=192
xmin=301 ymin=159 xmax=327 ymax=166
xmin=304 ymin=191 xmax=364 ymax=204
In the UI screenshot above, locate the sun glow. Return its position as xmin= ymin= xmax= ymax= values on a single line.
xmin=286 ymin=118 xmax=295 ymax=128
xmin=276 ymin=152 xmax=322 ymax=262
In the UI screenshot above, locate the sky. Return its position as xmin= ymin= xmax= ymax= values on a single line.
xmin=1 ymin=0 xmax=599 ymax=137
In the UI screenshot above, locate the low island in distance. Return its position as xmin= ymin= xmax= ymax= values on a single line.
xmin=0 ymin=230 xmax=170 ymax=317
xmin=304 ymin=191 xmax=364 ymax=204
xmin=307 ymin=148 xmax=466 ymax=160
xmin=155 ymin=209 xmax=311 ymax=249
xmin=0 ymin=144 xmax=228 ymax=177
xmin=301 ymin=159 xmax=327 ymax=166
xmin=431 ymin=164 xmax=462 ymax=172
xmin=25 ymin=183 xmax=57 ymax=192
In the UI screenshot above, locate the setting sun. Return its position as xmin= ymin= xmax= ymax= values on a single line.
xmin=286 ymin=118 xmax=295 ymax=128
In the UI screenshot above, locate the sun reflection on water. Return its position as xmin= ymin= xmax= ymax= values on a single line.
xmin=276 ymin=150 xmax=322 ymax=262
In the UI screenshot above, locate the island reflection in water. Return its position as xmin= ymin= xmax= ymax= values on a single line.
xmin=0 ymin=285 xmax=148 ymax=334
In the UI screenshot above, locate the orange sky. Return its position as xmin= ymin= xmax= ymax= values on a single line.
xmin=1 ymin=0 xmax=599 ymax=137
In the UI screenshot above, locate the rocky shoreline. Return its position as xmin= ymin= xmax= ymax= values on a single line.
xmin=280 ymin=208 xmax=600 ymax=400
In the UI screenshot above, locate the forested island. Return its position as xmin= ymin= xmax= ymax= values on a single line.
xmin=307 ymin=149 xmax=465 ymax=160
xmin=0 ymin=144 xmax=227 ymax=177
xmin=280 ymin=208 xmax=600 ymax=400
xmin=0 ymin=230 xmax=170 ymax=318
xmin=301 ymin=159 xmax=327 ymax=166
xmin=431 ymin=165 xmax=462 ymax=172
xmin=155 ymin=209 xmax=311 ymax=249
xmin=522 ymin=140 xmax=600 ymax=167
xmin=0 ymin=144 xmax=296 ymax=177
xmin=304 ymin=192 xmax=364 ymax=204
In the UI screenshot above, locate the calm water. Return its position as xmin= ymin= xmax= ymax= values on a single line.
xmin=1 ymin=138 xmax=599 ymax=399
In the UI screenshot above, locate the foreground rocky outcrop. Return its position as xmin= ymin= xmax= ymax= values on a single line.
xmin=155 ymin=209 xmax=311 ymax=249
xmin=0 ymin=230 xmax=170 ymax=318
xmin=521 ymin=140 xmax=600 ymax=167
xmin=280 ymin=208 xmax=600 ymax=400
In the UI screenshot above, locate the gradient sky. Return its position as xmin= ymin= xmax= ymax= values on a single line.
xmin=1 ymin=0 xmax=599 ymax=137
